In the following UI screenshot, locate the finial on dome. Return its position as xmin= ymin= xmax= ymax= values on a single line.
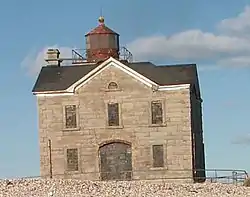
xmin=98 ymin=16 xmax=105 ymax=24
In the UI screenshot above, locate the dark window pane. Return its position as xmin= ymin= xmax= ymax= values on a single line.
xmin=151 ymin=101 xmax=163 ymax=124
xmin=153 ymin=145 xmax=164 ymax=167
xmin=108 ymin=82 xmax=118 ymax=90
xmin=65 ymin=105 xmax=77 ymax=128
xmin=66 ymin=148 xmax=78 ymax=171
xmin=108 ymin=103 xmax=119 ymax=126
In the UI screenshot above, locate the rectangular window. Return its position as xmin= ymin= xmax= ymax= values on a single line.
xmin=66 ymin=148 xmax=78 ymax=171
xmin=152 ymin=145 xmax=164 ymax=168
xmin=151 ymin=101 xmax=163 ymax=124
xmin=65 ymin=105 xmax=77 ymax=129
xmin=108 ymin=103 xmax=119 ymax=126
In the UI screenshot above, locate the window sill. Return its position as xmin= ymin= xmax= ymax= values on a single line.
xmin=104 ymin=89 xmax=122 ymax=92
xmin=64 ymin=170 xmax=79 ymax=174
xmin=150 ymin=167 xmax=168 ymax=171
xmin=62 ymin=127 xmax=81 ymax=132
xmin=106 ymin=125 xmax=124 ymax=129
xmin=149 ymin=124 xmax=167 ymax=127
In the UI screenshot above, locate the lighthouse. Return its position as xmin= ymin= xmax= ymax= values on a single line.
xmin=72 ymin=17 xmax=132 ymax=64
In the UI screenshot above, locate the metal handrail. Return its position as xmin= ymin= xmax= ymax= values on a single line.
xmin=71 ymin=47 xmax=133 ymax=63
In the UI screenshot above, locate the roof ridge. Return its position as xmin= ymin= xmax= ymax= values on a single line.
xmin=157 ymin=63 xmax=196 ymax=67
xmin=129 ymin=61 xmax=154 ymax=64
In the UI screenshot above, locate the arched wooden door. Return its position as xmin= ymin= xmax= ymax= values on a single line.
xmin=99 ymin=142 xmax=132 ymax=180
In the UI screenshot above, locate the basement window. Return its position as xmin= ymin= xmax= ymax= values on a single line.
xmin=152 ymin=145 xmax=164 ymax=168
xmin=66 ymin=148 xmax=79 ymax=171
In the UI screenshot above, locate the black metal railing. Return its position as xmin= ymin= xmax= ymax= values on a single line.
xmin=71 ymin=47 xmax=133 ymax=64
xmin=118 ymin=47 xmax=133 ymax=62
xmin=72 ymin=49 xmax=87 ymax=63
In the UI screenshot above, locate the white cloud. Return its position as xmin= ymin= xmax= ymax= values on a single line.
xmin=21 ymin=45 xmax=72 ymax=77
xmin=126 ymin=5 xmax=250 ymax=68
xmin=232 ymin=134 xmax=250 ymax=145
xmin=219 ymin=6 xmax=250 ymax=36
xmin=218 ymin=56 xmax=250 ymax=67
xmin=22 ymin=5 xmax=250 ymax=76
xmin=127 ymin=30 xmax=250 ymax=61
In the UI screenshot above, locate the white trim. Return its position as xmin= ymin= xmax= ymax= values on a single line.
xmin=74 ymin=62 xmax=154 ymax=92
xmin=66 ymin=60 xmax=110 ymax=92
xmin=68 ymin=57 xmax=158 ymax=92
xmin=35 ymin=92 xmax=74 ymax=97
xmin=34 ymin=84 xmax=190 ymax=97
xmin=158 ymin=84 xmax=190 ymax=91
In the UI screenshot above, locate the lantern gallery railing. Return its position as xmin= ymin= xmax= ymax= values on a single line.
xmin=71 ymin=47 xmax=133 ymax=64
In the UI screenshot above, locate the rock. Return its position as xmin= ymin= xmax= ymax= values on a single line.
xmin=0 ymin=179 xmax=249 ymax=197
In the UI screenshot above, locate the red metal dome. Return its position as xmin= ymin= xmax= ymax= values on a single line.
xmin=85 ymin=17 xmax=119 ymax=36
xmin=85 ymin=17 xmax=120 ymax=63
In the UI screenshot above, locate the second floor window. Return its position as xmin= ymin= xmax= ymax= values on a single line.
xmin=108 ymin=103 xmax=119 ymax=126
xmin=151 ymin=101 xmax=163 ymax=124
xmin=65 ymin=105 xmax=77 ymax=129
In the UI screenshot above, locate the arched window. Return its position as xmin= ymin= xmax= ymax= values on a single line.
xmin=108 ymin=82 xmax=118 ymax=90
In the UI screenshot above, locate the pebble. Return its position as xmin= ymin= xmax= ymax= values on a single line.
xmin=0 ymin=178 xmax=249 ymax=197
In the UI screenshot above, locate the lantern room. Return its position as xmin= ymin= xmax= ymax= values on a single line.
xmin=85 ymin=16 xmax=120 ymax=63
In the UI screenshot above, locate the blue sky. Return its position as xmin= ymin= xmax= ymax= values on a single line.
xmin=0 ymin=0 xmax=250 ymax=179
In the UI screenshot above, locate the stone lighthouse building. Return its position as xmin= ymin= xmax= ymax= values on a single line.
xmin=32 ymin=17 xmax=206 ymax=182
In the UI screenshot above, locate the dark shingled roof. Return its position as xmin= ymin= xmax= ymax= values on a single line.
xmin=32 ymin=62 xmax=198 ymax=93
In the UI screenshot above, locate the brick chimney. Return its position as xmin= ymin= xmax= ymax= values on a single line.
xmin=45 ymin=49 xmax=62 ymax=66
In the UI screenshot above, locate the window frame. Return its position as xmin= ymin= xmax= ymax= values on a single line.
xmin=105 ymin=100 xmax=123 ymax=129
xmin=107 ymin=103 xmax=120 ymax=126
xmin=65 ymin=148 xmax=80 ymax=172
xmin=149 ymin=100 xmax=166 ymax=126
xmin=105 ymin=81 xmax=121 ymax=92
xmin=152 ymin=144 xmax=164 ymax=168
xmin=62 ymin=103 xmax=80 ymax=131
xmin=108 ymin=82 xmax=118 ymax=90
xmin=150 ymin=143 xmax=167 ymax=170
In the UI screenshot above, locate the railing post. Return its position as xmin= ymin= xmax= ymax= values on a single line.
xmin=215 ymin=170 xmax=218 ymax=183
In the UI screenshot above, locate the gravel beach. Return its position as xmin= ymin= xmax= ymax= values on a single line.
xmin=0 ymin=179 xmax=250 ymax=197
